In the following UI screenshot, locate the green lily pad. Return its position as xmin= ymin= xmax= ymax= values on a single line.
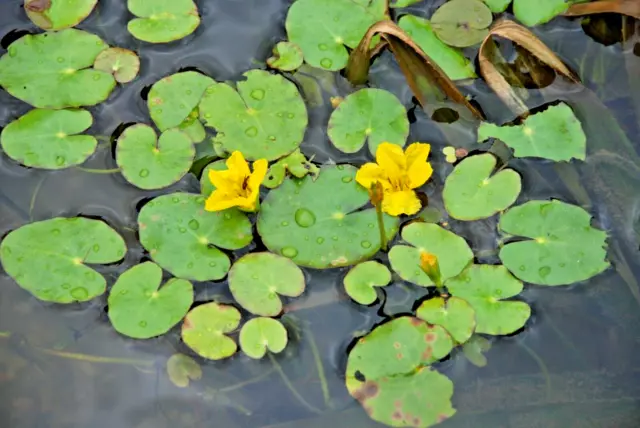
xmin=127 ymin=0 xmax=200 ymax=43
xmin=0 ymin=29 xmax=115 ymax=108
xmin=390 ymin=0 xmax=423 ymax=7
xmin=416 ymin=297 xmax=476 ymax=344
xmin=0 ymin=108 xmax=97 ymax=170
xmin=446 ymin=265 xmax=531 ymax=335
xmin=443 ymin=153 xmax=521 ymax=221
xmin=327 ymin=88 xmax=409 ymax=155
xmin=182 ymin=302 xmax=240 ymax=360
xmin=285 ymin=0 xmax=388 ymax=71
xmin=167 ymin=353 xmax=202 ymax=388
xmin=138 ymin=193 xmax=252 ymax=281
xmin=92 ymin=47 xmax=140 ymax=83
xmin=499 ymin=200 xmax=610 ymax=286
xmin=263 ymin=149 xmax=319 ymax=189
xmin=482 ymin=0 xmax=512 ymax=13
xmin=199 ymin=70 xmax=308 ymax=161
xmin=514 ymin=0 xmax=569 ymax=27
xmin=229 ymin=253 xmax=305 ymax=316
xmin=147 ymin=71 xmax=215 ymax=132
xmin=398 ymin=15 xmax=477 ymax=80
xmin=0 ymin=217 xmax=126 ymax=303
xmin=477 ymin=103 xmax=587 ymax=162
xmin=345 ymin=317 xmax=456 ymax=427
xmin=115 ymin=124 xmax=195 ymax=190
xmin=25 ymin=0 xmax=97 ymax=30
xmin=257 ymin=165 xmax=399 ymax=269
xmin=462 ymin=335 xmax=491 ymax=367
xmin=239 ymin=317 xmax=289 ymax=359
xmin=431 ymin=0 xmax=493 ymax=48
xmin=267 ymin=42 xmax=304 ymax=72
xmin=108 ymin=262 xmax=193 ymax=339
xmin=389 ymin=223 xmax=473 ymax=287
xmin=178 ymin=108 xmax=206 ymax=143
xmin=344 ymin=261 xmax=392 ymax=305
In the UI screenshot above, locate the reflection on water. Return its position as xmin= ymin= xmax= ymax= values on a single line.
xmin=0 ymin=1 xmax=639 ymax=427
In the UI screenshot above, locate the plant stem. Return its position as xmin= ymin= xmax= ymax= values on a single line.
xmin=306 ymin=329 xmax=331 ymax=407
xmin=36 ymin=347 xmax=154 ymax=367
xmin=269 ymin=354 xmax=322 ymax=414
xmin=29 ymin=175 xmax=47 ymax=221
xmin=218 ymin=367 xmax=276 ymax=393
xmin=75 ymin=167 xmax=121 ymax=174
xmin=375 ymin=203 xmax=387 ymax=251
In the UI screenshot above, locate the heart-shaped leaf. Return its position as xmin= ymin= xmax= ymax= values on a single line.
xmin=116 ymin=124 xmax=195 ymax=190
xmin=482 ymin=0 xmax=512 ymax=13
xmin=416 ymin=297 xmax=476 ymax=344
xmin=343 ymin=261 xmax=391 ymax=305
xmin=127 ymin=0 xmax=200 ymax=43
xmin=199 ymin=70 xmax=308 ymax=161
xmin=499 ymin=200 xmax=610 ymax=285
xmin=228 ymin=253 xmax=305 ymax=316
xmin=167 ymin=353 xmax=202 ymax=388
xmin=182 ymin=302 xmax=240 ymax=360
xmin=263 ymin=149 xmax=319 ymax=189
xmin=478 ymin=103 xmax=587 ymax=162
xmin=25 ymin=0 xmax=97 ymax=30
xmin=267 ymin=42 xmax=304 ymax=72
xmin=0 ymin=217 xmax=126 ymax=303
xmin=0 ymin=29 xmax=115 ymax=108
xmin=431 ymin=0 xmax=493 ymax=48
xmin=514 ymin=0 xmax=569 ymax=26
xmin=328 ymin=88 xmax=409 ymax=155
xmin=446 ymin=265 xmax=531 ymax=335
xmin=389 ymin=223 xmax=473 ymax=287
xmin=239 ymin=317 xmax=288 ymax=359
xmin=93 ymin=47 xmax=140 ymax=83
xmin=1 ymin=109 xmax=97 ymax=169
xmin=108 ymin=262 xmax=193 ymax=339
xmin=138 ymin=193 xmax=252 ymax=281
xmin=462 ymin=335 xmax=492 ymax=367
xmin=443 ymin=153 xmax=522 ymax=220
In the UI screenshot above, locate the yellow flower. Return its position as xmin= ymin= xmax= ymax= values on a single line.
xmin=205 ymin=151 xmax=268 ymax=212
xmin=356 ymin=142 xmax=433 ymax=216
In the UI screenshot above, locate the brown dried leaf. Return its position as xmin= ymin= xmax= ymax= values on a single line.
xmin=564 ymin=0 xmax=640 ymax=20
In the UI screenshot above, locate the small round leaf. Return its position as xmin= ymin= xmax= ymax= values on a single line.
xmin=328 ymin=88 xmax=409 ymax=155
xmin=127 ymin=0 xmax=200 ymax=43
xmin=1 ymin=108 xmax=96 ymax=170
xmin=167 ymin=353 xmax=202 ymax=388
xmin=108 ymin=262 xmax=193 ymax=339
xmin=239 ymin=317 xmax=288 ymax=359
xmin=482 ymin=0 xmax=512 ymax=13
xmin=116 ymin=124 xmax=195 ymax=190
xmin=229 ymin=253 xmax=305 ymax=316
xmin=416 ymin=297 xmax=476 ymax=344
xmin=25 ymin=0 xmax=97 ymax=30
xmin=182 ymin=303 xmax=240 ymax=360
xmin=343 ymin=261 xmax=391 ymax=305
xmin=514 ymin=0 xmax=569 ymax=27
xmin=267 ymin=42 xmax=304 ymax=72
xmin=443 ymin=153 xmax=522 ymax=220
xmin=93 ymin=47 xmax=140 ymax=83
xmin=431 ymin=0 xmax=493 ymax=48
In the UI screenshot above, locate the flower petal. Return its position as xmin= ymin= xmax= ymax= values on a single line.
xmin=405 ymin=143 xmax=433 ymax=188
xmin=248 ymin=159 xmax=268 ymax=192
xmin=375 ymin=142 xmax=406 ymax=179
xmin=205 ymin=190 xmax=243 ymax=212
xmin=208 ymin=168 xmax=239 ymax=192
xmin=381 ymin=190 xmax=422 ymax=216
xmin=225 ymin=151 xmax=251 ymax=178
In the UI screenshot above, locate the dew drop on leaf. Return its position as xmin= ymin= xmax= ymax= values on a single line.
xmin=294 ymin=208 xmax=316 ymax=228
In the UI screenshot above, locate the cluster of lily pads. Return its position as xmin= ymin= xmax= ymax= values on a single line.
xmin=0 ymin=0 xmax=614 ymax=427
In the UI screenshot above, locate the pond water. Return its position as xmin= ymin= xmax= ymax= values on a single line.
xmin=0 ymin=1 xmax=639 ymax=427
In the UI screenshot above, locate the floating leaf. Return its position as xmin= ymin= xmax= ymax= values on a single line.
xmin=0 ymin=218 xmax=126 ymax=303
xmin=147 ymin=71 xmax=215 ymax=132
xmin=390 ymin=0 xmax=423 ymax=7
xmin=229 ymin=253 xmax=305 ymax=316
xmin=477 ymin=103 xmax=587 ymax=161
xmin=345 ymin=317 xmax=456 ymax=427
xmin=0 ymin=109 xmax=96 ymax=170
xmin=0 ymin=29 xmax=115 ymax=108
xmin=343 ymin=261 xmax=391 ymax=305
xmin=138 ymin=193 xmax=252 ymax=281
xmin=127 ymin=0 xmax=200 ymax=43
xmin=285 ymin=0 xmax=388 ymax=70
xmin=178 ymin=108 xmax=206 ymax=143
xmin=327 ymin=88 xmax=409 ymax=155
xmin=267 ymin=42 xmax=304 ymax=72
xmin=25 ymin=0 xmax=97 ymax=30
xmin=263 ymin=149 xmax=319 ymax=189
xmin=398 ymin=15 xmax=477 ymax=80
xmin=257 ymin=165 xmax=399 ymax=269
xmin=416 ymin=297 xmax=476 ymax=344
xmin=446 ymin=265 xmax=531 ymax=335
xmin=482 ymin=0 xmax=512 ymax=13
xmin=182 ymin=302 xmax=240 ymax=360
xmin=92 ymin=47 xmax=140 ymax=83
xmin=443 ymin=153 xmax=521 ymax=220
xmin=431 ymin=0 xmax=493 ymax=48
xmin=462 ymin=335 xmax=492 ymax=367
xmin=239 ymin=317 xmax=288 ymax=359
xmin=199 ymin=70 xmax=308 ymax=161
xmin=167 ymin=353 xmax=202 ymax=388
xmin=499 ymin=200 xmax=610 ymax=286
xmin=514 ymin=0 xmax=569 ymax=27
xmin=108 ymin=262 xmax=193 ymax=339
xmin=116 ymin=124 xmax=195 ymax=190
xmin=389 ymin=223 xmax=473 ymax=287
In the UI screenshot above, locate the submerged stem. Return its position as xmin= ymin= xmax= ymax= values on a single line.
xmin=306 ymin=329 xmax=332 ymax=407
xmin=269 ymin=354 xmax=323 ymax=414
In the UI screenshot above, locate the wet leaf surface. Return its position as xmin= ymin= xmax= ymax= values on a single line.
xmin=92 ymin=47 xmax=140 ymax=83
xmin=416 ymin=297 xmax=476 ymax=344
xmin=25 ymin=0 xmax=97 ymax=30
xmin=239 ymin=317 xmax=288 ymax=359
xmin=267 ymin=41 xmax=304 ymax=72
xmin=482 ymin=0 xmax=512 ymax=13
xmin=343 ymin=261 xmax=391 ymax=305
xmin=127 ymin=0 xmax=200 ymax=43
xmin=431 ymin=0 xmax=493 ymax=48
xmin=182 ymin=302 xmax=240 ymax=360
xmin=514 ymin=0 xmax=569 ymax=27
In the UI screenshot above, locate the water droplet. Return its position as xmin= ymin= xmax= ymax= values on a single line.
xmin=57 ymin=57 xmax=64 ymax=63
xmin=178 ymin=227 xmax=187 ymax=233
xmin=93 ymin=74 xmax=101 ymax=81
xmin=188 ymin=219 xmax=200 ymax=230
xmin=55 ymin=156 xmax=65 ymax=166
xmin=281 ymin=221 xmax=289 ymax=226
xmin=539 ymin=266 xmax=551 ymax=278
xmin=276 ymin=112 xmax=284 ymax=118
xmin=120 ymin=290 xmax=128 ymax=295
xmin=361 ymin=241 xmax=371 ymax=249
xmin=209 ymin=262 xmax=217 ymax=267
xmin=282 ymin=247 xmax=298 ymax=258
xmin=287 ymin=113 xmax=294 ymax=119
xmin=495 ymin=289 xmax=502 ymax=296
xmin=70 ymin=287 xmax=88 ymax=300
xmin=51 ymin=228 xmax=61 ymax=236
xmin=186 ymin=90 xmax=192 ymax=95
xmin=368 ymin=223 xmax=375 ymax=229
xmin=268 ymin=293 xmax=277 ymax=300
xmin=250 ymin=89 xmax=265 ymax=100
xmin=316 ymin=237 xmax=325 ymax=244
xmin=294 ymin=208 xmax=316 ymax=228
xmin=139 ymin=169 xmax=149 ymax=177
xmin=331 ymin=236 xmax=338 ymax=241
xmin=223 ymin=212 xmax=232 ymax=220
xmin=245 ymin=126 xmax=258 ymax=137
xmin=92 ymin=244 xmax=100 ymax=252
xmin=187 ymin=262 xmax=194 ymax=268
xmin=172 ymin=196 xmax=180 ymax=203
xmin=318 ymin=44 xmax=328 ymax=51
xmin=252 ymin=274 xmax=259 ymax=280
xmin=61 ymin=283 xmax=71 ymax=290
xmin=268 ymin=135 xmax=276 ymax=141
xmin=519 ymin=265 xmax=526 ymax=271
xmin=139 ymin=321 xmax=147 ymax=327
xmin=559 ymin=262 xmax=566 ymax=267
xmin=341 ymin=176 xmax=353 ymax=183
xmin=320 ymin=58 xmax=333 ymax=69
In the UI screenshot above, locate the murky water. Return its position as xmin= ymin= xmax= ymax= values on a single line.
xmin=0 ymin=1 xmax=639 ymax=427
